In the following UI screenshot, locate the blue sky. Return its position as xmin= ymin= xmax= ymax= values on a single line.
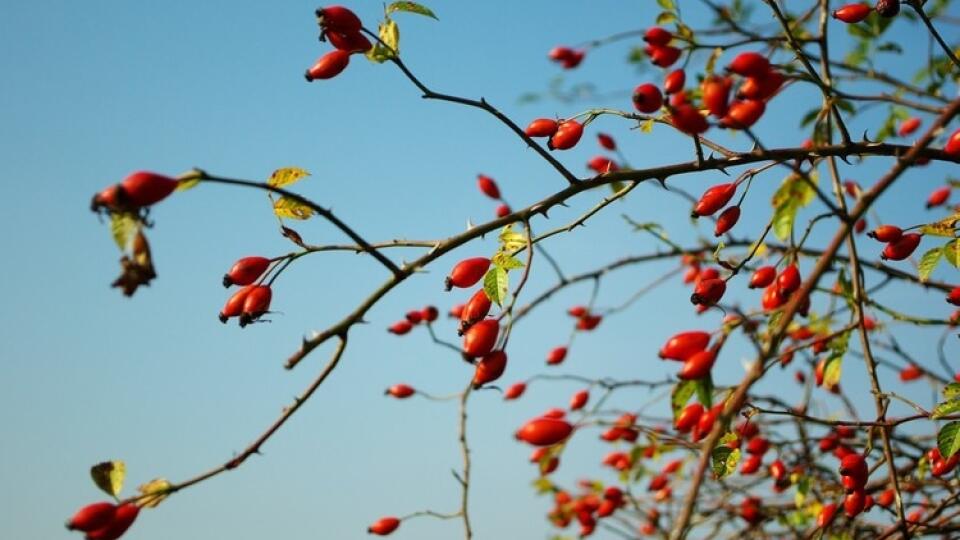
xmin=1 ymin=1 xmax=958 ymax=539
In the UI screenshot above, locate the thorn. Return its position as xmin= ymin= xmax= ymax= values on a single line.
xmin=656 ymin=177 xmax=669 ymax=189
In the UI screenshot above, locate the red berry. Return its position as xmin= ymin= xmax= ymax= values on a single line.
xmin=777 ymin=264 xmax=801 ymax=295
xmin=632 ymin=83 xmax=664 ymax=113
xmin=91 ymin=184 xmax=123 ymax=212
xmin=817 ymin=503 xmax=838 ymax=528
xmin=721 ymin=99 xmax=765 ymax=129
xmin=948 ymin=286 xmax=960 ymax=306
xmin=219 ymin=285 xmax=255 ymax=323
xmin=525 ymin=118 xmax=559 ymax=138
xmin=549 ymin=120 xmax=584 ymax=150
xmin=546 ymin=346 xmax=568 ymax=365
xmin=749 ymin=266 xmax=776 ymax=289
xmin=839 ymin=454 xmax=868 ymax=488
xmin=702 ymin=76 xmax=732 ymax=118
xmin=445 ymin=257 xmax=491 ymax=290
xmin=223 ymin=256 xmax=271 ymax=287
xmin=495 ymin=203 xmax=511 ymax=218
xmin=881 ymin=233 xmax=921 ymax=260
xmin=746 ymin=437 xmax=770 ymax=455
xmin=761 ymin=283 xmax=787 ymax=310
xmin=587 ymin=156 xmax=619 ymax=174
xmin=567 ymin=305 xmax=588 ymax=317
xmin=844 ymin=490 xmax=866 ymax=517
xmin=678 ymin=349 xmax=716 ymax=380
xmin=477 ymin=174 xmax=501 ymax=199
xmin=877 ymin=488 xmax=895 ymax=507
xmin=927 ymin=186 xmax=950 ymax=208
xmin=386 ymin=384 xmax=415 ymax=398
xmin=714 ymin=206 xmax=741 ymax=236
xmin=367 ymin=516 xmax=401 ymax=536
xmin=597 ymin=132 xmax=616 ymax=150
xmin=119 ymin=171 xmax=178 ymax=208
xmin=898 ymin=117 xmax=922 ymax=137
xmin=305 ymin=50 xmax=351 ymax=81
xmin=460 ymin=289 xmax=492 ymax=328
xmin=473 ymin=350 xmax=508 ymax=388
xmin=728 ymin=52 xmax=770 ymax=77
xmin=659 ymin=331 xmax=710 ymax=361
xmin=570 ymin=389 xmax=589 ymax=410
xmin=462 ymin=319 xmax=499 ymax=357
xmin=674 ymin=403 xmax=704 ymax=432
xmin=691 ymin=278 xmax=726 ymax=306
xmin=327 ymin=30 xmax=372 ymax=52
xmin=899 ymin=364 xmax=923 ymax=381
xmin=543 ymin=407 xmax=567 ymax=419
xmin=420 ymin=306 xmax=438 ymax=322
xmin=740 ymin=497 xmax=763 ymax=524
xmin=693 ymin=183 xmax=737 ymax=217
xmin=516 ymin=417 xmax=574 ymax=446
xmin=405 ymin=310 xmax=423 ymax=324
xmin=503 ymin=382 xmax=525 ymax=400
xmin=644 ymin=27 xmax=673 ymax=46
xmin=317 ymin=5 xmax=362 ymax=34
xmin=738 ymin=70 xmax=784 ymax=101
xmin=670 ymin=104 xmax=709 ymax=135
xmin=649 ymin=45 xmax=682 ymax=67
xmin=945 ymin=128 xmax=960 ymax=156
xmin=388 ymin=320 xmax=413 ymax=335
xmin=740 ymin=454 xmax=762 ymax=474
xmin=769 ymin=459 xmax=787 ymax=481
xmin=239 ymin=285 xmax=272 ymax=326
xmin=832 ymin=3 xmax=872 ymax=23
xmin=664 ymin=69 xmax=686 ymax=94
xmin=868 ymin=224 xmax=902 ymax=242
xmin=576 ymin=314 xmax=602 ymax=331
xmin=66 ymin=502 xmax=117 ymax=532
xmin=85 ymin=503 xmax=139 ymax=540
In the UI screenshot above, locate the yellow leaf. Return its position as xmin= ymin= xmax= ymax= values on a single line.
xmin=705 ymin=47 xmax=723 ymax=76
xmin=110 ymin=214 xmax=138 ymax=251
xmin=267 ymin=167 xmax=310 ymax=189
xmin=137 ymin=478 xmax=172 ymax=508
xmin=921 ymin=213 xmax=960 ymax=237
xmin=498 ymin=225 xmax=526 ymax=252
xmin=175 ymin=169 xmax=204 ymax=192
xmin=273 ymin=196 xmax=314 ymax=220
xmin=640 ymin=118 xmax=655 ymax=133
xmin=366 ymin=18 xmax=400 ymax=63
xmin=91 ymin=461 xmax=126 ymax=498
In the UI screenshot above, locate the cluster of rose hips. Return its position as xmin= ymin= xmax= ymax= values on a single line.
xmin=444 ymin=257 xmax=509 ymax=386
xmin=218 ymin=256 xmax=277 ymax=327
xmin=927 ymin=447 xmax=960 ymax=477
xmin=524 ymin=116 xmax=584 ymax=151
xmin=674 ymin=401 xmax=723 ymax=442
xmin=386 ymin=305 xmax=439 ymax=335
xmin=305 ymin=6 xmax=371 ymax=81
xmin=476 ymin=174 xmax=511 ymax=218
xmin=544 ymin=483 xmax=629 ymax=537
xmin=659 ymin=330 xmax=720 ymax=380
xmin=66 ymin=502 xmax=140 ymax=540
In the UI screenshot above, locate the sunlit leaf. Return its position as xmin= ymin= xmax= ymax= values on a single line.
xmin=499 ymin=225 xmax=527 ymax=252
xmin=175 ymin=169 xmax=203 ymax=192
xmin=91 ymin=461 xmax=126 ymax=498
xmin=640 ymin=118 xmax=655 ymax=133
xmin=671 ymin=380 xmax=697 ymax=421
xmin=921 ymin=214 xmax=960 ymax=237
xmin=386 ymin=1 xmax=438 ymax=19
xmin=705 ymin=47 xmax=723 ymax=76
xmin=939 ymin=421 xmax=960 ymax=457
xmin=483 ymin=266 xmax=509 ymax=306
xmin=823 ymin=356 xmax=842 ymax=388
xmin=945 ymin=383 xmax=960 ymax=401
xmin=367 ymin=18 xmax=400 ymax=63
xmin=656 ymin=11 xmax=676 ymax=25
xmin=771 ymin=173 xmax=816 ymax=241
xmin=137 ymin=478 xmax=172 ymax=508
xmin=918 ymin=247 xmax=943 ymax=282
xmin=267 ymin=167 xmax=310 ymax=188
xmin=932 ymin=399 xmax=960 ymax=419
xmin=492 ymin=252 xmax=524 ymax=270
xmin=110 ymin=213 xmax=138 ymax=251
xmin=711 ymin=444 xmax=740 ymax=478
xmin=273 ymin=196 xmax=314 ymax=220
xmin=944 ymin=239 xmax=960 ymax=268
xmin=657 ymin=0 xmax=676 ymax=10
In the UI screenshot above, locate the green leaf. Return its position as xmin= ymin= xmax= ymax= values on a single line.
xmin=795 ymin=475 xmax=809 ymax=508
xmin=671 ymin=380 xmax=697 ymax=421
xmin=110 ymin=213 xmax=138 ymax=251
xmin=366 ymin=18 xmax=400 ymax=63
xmin=273 ymin=196 xmax=314 ymax=220
xmin=499 ymin=225 xmax=527 ymax=252
xmin=938 ymin=421 xmax=960 ymax=457
xmin=91 ymin=461 xmax=126 ymax=498
xmin=945 ymin=383 xmax=960 ymax=401
xmin=656 ymin=0 xmax=676 ymax=11
xmin=695 ymin=376 xmax=714 ymax=408
xmin=944 ymin=239 xmax=960 ymax=268
xmin=483 ymin=266 xmax=509 ymax=306
xmin=386 ymin=1 xmax=438 ymax=19
xmin=771 ymin=173 xmax=817 ymax=241
xmin=491 ymin=252 xmax=524 ymax=270
xmin=918 ymin=247 xmax=943 ymax=282
xmin=531 ymin=476 xmax=554 ymax=494
xmin=655 ymin=11 xmax=676 ymax=25
xmin=267 ymin=167 xmax=310 ymax=188
xmin=711 ymin=445 xmax=740 ymax=478
xmin=932 ymin=399 xmax=960 ymax=419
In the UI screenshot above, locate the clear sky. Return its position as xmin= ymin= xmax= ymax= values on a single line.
xmin=1 ymin=1 xmax=958 ymax=539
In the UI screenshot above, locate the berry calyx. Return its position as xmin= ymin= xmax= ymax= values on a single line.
xmin=316 ymin=5 xmax=362 ymax=34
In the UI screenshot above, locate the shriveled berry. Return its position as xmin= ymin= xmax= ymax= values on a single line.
xmin=875 ymin=0 xmax=901 ymax=17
